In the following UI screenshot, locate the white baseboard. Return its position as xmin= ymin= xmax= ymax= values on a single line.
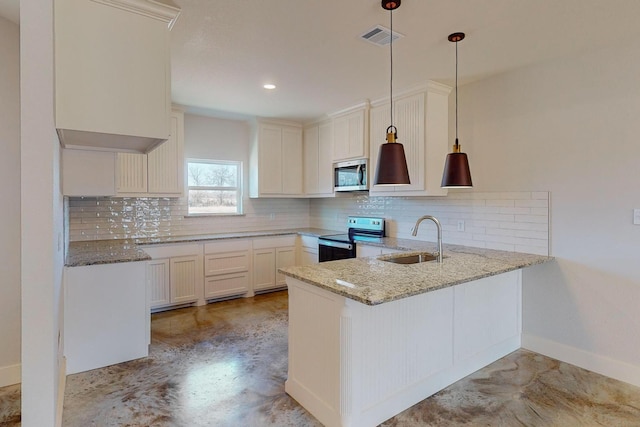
xmin=0 ymin=363 xmax=20 ymax=387
xmin=55 ymin=356 xmax=67 ymax=427
xmin=522 ymin=334 xmax=640 ymax=388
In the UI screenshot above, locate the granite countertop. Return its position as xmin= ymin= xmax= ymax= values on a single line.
xmin=134 ymin=228 xmax=336 ymax=245
xmin=65 ymin=228 xmax=338 ymax=267
xmin=279 ymin=239 xmax=553 ymax=306
xmin=67 ymin=240 xmax=152 ymax=267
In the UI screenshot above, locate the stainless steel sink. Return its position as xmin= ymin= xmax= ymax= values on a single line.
xmin=379 ymin=252 xmax=439 ymax=264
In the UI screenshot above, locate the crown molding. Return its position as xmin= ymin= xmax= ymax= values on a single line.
xmin=91 ymin=0 xmax=180 ymax=29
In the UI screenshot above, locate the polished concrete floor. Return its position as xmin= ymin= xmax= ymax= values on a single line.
xmin=2 ymin=290 xmax=640 ymax=426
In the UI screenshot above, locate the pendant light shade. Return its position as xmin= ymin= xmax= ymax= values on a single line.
xmin=374 ymin=0 xmax=411 ymax=186
xmin=441 ymin=32 xmax=473 ymax=188
xmin=375 ymin=126 xmax=411 ymax=185
xmin=442 ymin=140 xmax=472 ymax=188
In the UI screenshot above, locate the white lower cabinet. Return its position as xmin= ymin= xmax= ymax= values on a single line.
xmin=148 ymin=258 xmax=171 ymax=307
xmin=252 ymin=235 xmax=297 ymax=292
xmin=64 ymin=262 xmax=148 ymax=374
xmin=143 ymin=234 xmax=320 ymax=311
xmin=276 ymin=246 xmax=297 ymax=287
xmin=253 ymin=248 xmax=276 ymax=291
xmin=299 ymin=235 xmax=319 ymax=265
xmin=143 ymin=243 xmax=204 ymax=311
xmin=204 ymin=240 xmax=251 ymax=300
xmin=170 ymin=256 xmax=199 ymax=304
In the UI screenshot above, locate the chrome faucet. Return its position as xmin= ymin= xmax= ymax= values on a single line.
xmin=411 ymin=215 xmax=443 ymax=263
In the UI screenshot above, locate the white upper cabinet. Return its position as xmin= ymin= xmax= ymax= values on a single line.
xmin=303 ymin=120 xmax=334 ymax=196
xmin=369 ymin=83 xmax=451 ymax=196
xmin=249 ymin=120 xmax=303 ymax=198
xmin=62 ymin=149 xmax=117 ymax=197
xmin=148 ymin=112 xmax=185 ymax=194
xmin=117 ymin=109 xmax=185 ymax=196
xmin=54 ymin=0 xmax=180 ymax=153
xmin=331 ymin=104 xmax=369 ymax=162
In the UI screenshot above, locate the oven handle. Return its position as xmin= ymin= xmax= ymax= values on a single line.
xmin=318 ymin=239 xmax=353 ymax=251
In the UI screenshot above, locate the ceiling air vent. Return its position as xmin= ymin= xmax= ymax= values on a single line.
xmin=360 ymin=25 xmax=404 ymax=46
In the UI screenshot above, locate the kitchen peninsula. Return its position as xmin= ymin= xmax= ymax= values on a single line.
xmin=280 ymin=242 xmax=551 ymax=427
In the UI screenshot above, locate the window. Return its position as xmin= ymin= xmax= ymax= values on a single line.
xmin=187 ymin=160 xmax=243 ymax=215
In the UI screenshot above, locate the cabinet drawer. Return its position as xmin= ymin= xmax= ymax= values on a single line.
xmin=204 ymin=239 xmax=251 ymax=254
xmin=205 ymin=251 xmax=249 ymax=276
xmin=205 ymin=272 xmax=249 ymax=300
xmin=253 ymin=235 xmax=297 ymax=250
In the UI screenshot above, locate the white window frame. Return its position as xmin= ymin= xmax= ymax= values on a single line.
xmin=186 ymin=159 xmax=243 ymax=216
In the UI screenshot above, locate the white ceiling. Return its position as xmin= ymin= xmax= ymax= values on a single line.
xmin=4 ymin=0 xmax=640 ymax=122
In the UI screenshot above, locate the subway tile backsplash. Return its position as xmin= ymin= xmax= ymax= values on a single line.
xmin=68 ymin=191 xmax=549 ymax=256
xmin=68 ymin=197 xmax=311 ymax=241
xmin=309 ymin=191 xmax=550 ymax=256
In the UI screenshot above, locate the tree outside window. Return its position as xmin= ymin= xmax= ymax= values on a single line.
xmin=187 ymin=160 xmax=242 ymax=215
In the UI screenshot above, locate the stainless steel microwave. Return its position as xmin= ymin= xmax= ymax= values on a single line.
xmin=334 ymin=159 xmax=368 ymax=192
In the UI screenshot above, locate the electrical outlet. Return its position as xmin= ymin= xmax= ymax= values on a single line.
xmin=457 ymin=220 xmax=465 ymax=232
xmin=269 ymin=213 xmax=275 ymax=220
xmin=634 ymin=209 xmax=640 ymax=225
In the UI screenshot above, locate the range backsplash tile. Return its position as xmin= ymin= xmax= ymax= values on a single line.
xmin=310 ymin=191 xmax=550 ymax=256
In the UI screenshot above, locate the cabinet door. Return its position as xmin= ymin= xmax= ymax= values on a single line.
xmin=148 ymin=111 xmax=183 ymax=194
xmin=170 ymin=255 xmax=198 ymax=304
xmin=117 ymin=153 xmax=147 ymax=193
xmin=148 ymin=258 xmax=171 ymax=308
xmin=276 ymin=246 xmax=297 ymax=286
xmin=303 ymin=126 xmax=319 ymax=194
xmin=55 ymin=0 xmax=173 ymax=146
xmin=317 ymin=121 xmax=334 ymax=194
xmin=253 ymin=248 xmax=276 ymax=291
xmin=205 ymin=272 xmax=249 ymax=300
xmin=282 ymin=127 xmax=303 ymax=194
xmin=370 ymin=85 xmax=450 ymax=197
xmin=62 ymin=149 xmax=116 ymax=197
xmin=332 ymin=114 xmax=349 ymax=161
xmin=368 ymin=103 xmax=389 ymax=192
xmin=369 ymin=93 xmax=425 ymax=193
xmin=346 ymin=109 xmax=366 ymax=159
xmin=333 ymin=109 xmax=366 ymax=162
xmin=394 ymin=93 xmax=425 ymax=192
xmin=259 ymin=125 xmax=283 ymax=194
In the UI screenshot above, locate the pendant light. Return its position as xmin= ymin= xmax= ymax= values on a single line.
xmin=441 ymin=32 xmax=473 ymax=188
xmin=374 ymin=0 xmax=411 ymax=186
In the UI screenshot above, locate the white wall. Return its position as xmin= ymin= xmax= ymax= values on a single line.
xmin=0 ymin=15 xmax=21 ymax=387
xmin=21 ymin=0 xmax=66 ymax=425
xmin=458 ymin=40 xmax=640 ymax=386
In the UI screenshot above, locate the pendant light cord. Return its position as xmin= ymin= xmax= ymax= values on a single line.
xmin=455 ymin=38 xmax=459 ymax=148
xmin=389 ymin=7 xmax=394 ymax=129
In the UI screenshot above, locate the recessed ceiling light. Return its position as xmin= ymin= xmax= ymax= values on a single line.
xmin=263 ymin=84 xmax=276 ymax=90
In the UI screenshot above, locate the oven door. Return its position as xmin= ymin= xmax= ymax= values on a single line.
xmin=318 ymin=239 xmax=356 ymax=262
